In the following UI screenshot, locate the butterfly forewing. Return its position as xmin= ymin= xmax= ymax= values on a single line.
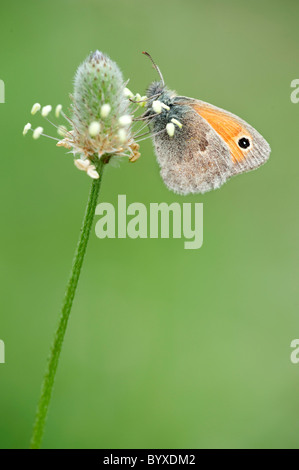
xmin=175 ymin=97 xmax=271 ymax=177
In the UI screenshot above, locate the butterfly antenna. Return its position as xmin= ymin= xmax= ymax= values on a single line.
xmin=142 ymin=51 xmax=165 ymax=87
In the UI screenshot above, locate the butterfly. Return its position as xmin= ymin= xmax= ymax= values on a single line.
xmin=139 ymin=52 xmax=270 ymax=195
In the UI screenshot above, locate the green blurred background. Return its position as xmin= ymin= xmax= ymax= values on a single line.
xmin=0 ymin=0 xmax=298 ymax=449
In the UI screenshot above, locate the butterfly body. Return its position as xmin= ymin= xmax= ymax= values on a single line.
xmin=145 ymin=79 xmax=270 ymax=195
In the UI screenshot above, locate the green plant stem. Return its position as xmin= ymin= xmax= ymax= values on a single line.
xmin=30 ymin=159 xmax=105 ymax=449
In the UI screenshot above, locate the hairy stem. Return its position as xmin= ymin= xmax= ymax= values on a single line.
xmin=30 ymin=159 xmax=105 ymax=449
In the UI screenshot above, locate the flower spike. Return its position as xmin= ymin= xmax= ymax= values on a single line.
xmin=23 ymin=50 xmax=148 ymax=178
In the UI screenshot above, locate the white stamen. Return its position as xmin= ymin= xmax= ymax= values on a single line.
xmin=33 ymin=127 xmax=43 ymax=139
xmin=57 ymin=125 xmax=68 ymax=137
xmin=88 ymin=121 xmax=101 ymax=137
xmin=118 ymin=128 xmax=127 ymax=143
xmin=152 ymin=100 xmax=162 ymax=114
xmin=55 ymin=104 xmax=62 ymax=118
xmin=123 ymin=87 xmax=134 ymax=98
xmin=41 ymin=105 xmax=52 ymax=117
xmin=135 ymin=93 xmax=147 ymax=108
xmin=139 ymin=96 xmax=147 ymax=108
xmin=74 ymin=159 xmax=90 ymax=171
xmin=171 ymin=118 xmax=183 ymax=128
xmin=119 ymin=115 xmax=132 ymax=126
xmin=166 ymin=122 xmax=175 ymax=137
xmin=87 ymin=165 xmax=100 ymax=179
xmin=23 ymin=123 xmax=31 ymax=135
xmin=161 ymin=102 xmax=170 ymax=111
xmin=31 ymin=103 xmax=41 ymax=115
xmin=100 ymin=103 xmax=111 ymax=118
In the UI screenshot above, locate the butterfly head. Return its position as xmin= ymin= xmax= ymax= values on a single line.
xmin=146 ymin=81 xmax=163 ymax=100
xmin=141 ymin=53 xmax=180 ymax=133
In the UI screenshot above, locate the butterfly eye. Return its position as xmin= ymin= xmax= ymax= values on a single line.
xmin=238 ymin=137 xmax=251 ymax=149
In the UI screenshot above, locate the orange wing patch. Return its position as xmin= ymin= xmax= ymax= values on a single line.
xmin=192 ymin=103 xmax=251 ymax=163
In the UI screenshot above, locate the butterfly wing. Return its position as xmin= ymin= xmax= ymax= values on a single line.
xmin=175 ymin=96 xmax=271 ymax=177
xmin=150 ymin=102 xmax=234 ymax=195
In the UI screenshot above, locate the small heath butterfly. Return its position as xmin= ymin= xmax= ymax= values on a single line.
xmin=139 ymin=52 xmax=270 ymax=195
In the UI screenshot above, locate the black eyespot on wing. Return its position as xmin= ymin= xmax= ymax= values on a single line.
xmin=238 ymin=137 xmax=250 ymax=149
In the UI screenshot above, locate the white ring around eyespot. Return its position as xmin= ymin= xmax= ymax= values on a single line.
xmin=235 ymin=134 xmax=252 ymax=152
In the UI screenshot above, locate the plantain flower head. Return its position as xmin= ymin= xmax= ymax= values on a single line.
xmin=24 ymin=51 xmax=142 ymax=179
